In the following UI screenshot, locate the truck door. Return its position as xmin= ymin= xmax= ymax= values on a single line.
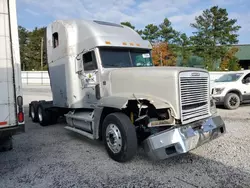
xmin=81 ymin=50 xmax=100 ymax=104
xmin=242 ymin=73 xmax=250 ymax=101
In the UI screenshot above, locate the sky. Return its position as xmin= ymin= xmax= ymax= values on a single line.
xmin=17 ymin=0 xmax=250 ymax=44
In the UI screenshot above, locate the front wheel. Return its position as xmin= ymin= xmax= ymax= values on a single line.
xmin=102 ymin=112 xmax=138 ymax=162
xmin=224 ymin=93 xmax=241 ymax=110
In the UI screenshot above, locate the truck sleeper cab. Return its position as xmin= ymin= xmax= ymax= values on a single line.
xmin=29 ymin=19 xmax=226 ymax=162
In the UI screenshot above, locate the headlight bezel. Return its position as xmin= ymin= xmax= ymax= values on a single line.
xmin=213 ymin=87 xmax=225 ymax=95
xmin=210 ymin=96 xmax=217 ymax=115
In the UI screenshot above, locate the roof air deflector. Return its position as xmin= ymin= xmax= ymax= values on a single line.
xmin=93 ymin=20 xmax=123 ymax=28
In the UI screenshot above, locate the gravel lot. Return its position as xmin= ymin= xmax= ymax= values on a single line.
xmin=1 ymin=85 xmax=250 ymax=188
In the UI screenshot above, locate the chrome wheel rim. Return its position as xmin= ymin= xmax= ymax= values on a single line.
xmin=38 ymin=107 xmax=43 ymax=122
xmin=106 ymin=124 xmax=122 ymax=154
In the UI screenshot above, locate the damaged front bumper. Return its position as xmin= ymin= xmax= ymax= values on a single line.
xmin=142 ymin=115 xmax=226 ymax=160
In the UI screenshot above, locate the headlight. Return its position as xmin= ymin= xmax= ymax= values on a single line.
xmin=213 ymin=88 xmax=225 ymax=95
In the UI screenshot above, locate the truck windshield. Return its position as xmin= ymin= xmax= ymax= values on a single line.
xmin=99 ymin=47 xmax=153 ymax=68
xmin=215 ymin=73 xmax=243 ymax=82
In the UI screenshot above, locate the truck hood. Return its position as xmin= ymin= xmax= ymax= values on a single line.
xmin=102 ymin=66 xmax=207 ymax=119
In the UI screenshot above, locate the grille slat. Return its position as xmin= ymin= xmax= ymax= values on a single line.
xmin=180 ymin=73 xmax=210 ymax=124
xmin=182 ymin=100 xmax=207 ymax=106
xmin=181 ymin=86 xmax=208 ymax=90
xmin=182 ymin=94 xmax=208 ymax=99
xmin=182 ymin=104 xmax=209 ymax=113
xmin=181 ymin=82 xmax=208 ymax=85
xmin=183 ymin=112 xmax=209 ymax=120
xmin=182 ymin=97 xmax=207 ymax=102
xmin=181 ymin=90 xmax=208 ymax=95
xmin=182 ymin=99 xmax=207 ymax=105
xmin=181 ymin=85 xmax=208 ymax=89
xmin=183 ymin=105 xmax=209 ymax=116
xmin=181 ymin=93 xmax=208 ymax=98
xmin=181 ymin=90 xmax=206 ymax=96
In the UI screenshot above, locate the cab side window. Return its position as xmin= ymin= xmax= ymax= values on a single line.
xmin=242 ymin=73 xmax=250 ymax=84
xmin=52 ymin=32 xmax=59 ymax=48
xmin=82 ymin=51 xmax=98 ymax=71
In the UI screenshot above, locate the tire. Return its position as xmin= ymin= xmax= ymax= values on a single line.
xmin=30 ymin=101 xmax=39 ymax=122
xmin=37 ymin=104 xmax=51 ymax=126
xmin=224 ymin=93 xmax=241 ymax=110
xmin=0 ymin=136 xmax=13 ymax=152
xmin=102 ymin=112 xmax=138 ymax=162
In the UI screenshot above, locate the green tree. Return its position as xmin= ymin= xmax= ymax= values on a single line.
xmin=136 ymin=29 xmax=143 ymax=37
xmin=18 ymin=26 xmax=29 ymax=70
xmin=25 ymin=27 xmax=47 ymax=70
xmin=157 ymin=18 xmax=180 ymax=64
xmin=120 ymin=21 xmax=135 ymax=30
xmin=175 ymin=33 xmax=193 ymax=66
xmin=190 ymin=6 xmax=241 ymax=71
xmin=228 ymin=56 xmax=241 ymax=71
xmin=141 ymin=24 xmax=159 ymax=43
xmin=220 ymin=47 xmax=241 ymax=71
xmin=159 ymin=18 xmax=179 ymax=44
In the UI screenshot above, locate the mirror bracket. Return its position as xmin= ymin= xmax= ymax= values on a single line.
xmin=75 ymin=49 xmax=89 ymax=73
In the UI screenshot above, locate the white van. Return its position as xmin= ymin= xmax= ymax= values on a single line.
xmin=211 ymin=70 xmax=250 ymax=109
xmin=0 ymin=0 xmax=25 ymax=151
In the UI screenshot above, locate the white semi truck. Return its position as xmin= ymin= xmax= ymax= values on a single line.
xmin=0 ymin=0 xmax=25 ymax=151
xmin=29 ymin=19 xmax=226 ymax=162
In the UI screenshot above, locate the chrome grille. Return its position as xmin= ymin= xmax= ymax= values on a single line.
xmin=179 ymin=72 xmax=210 ymax=124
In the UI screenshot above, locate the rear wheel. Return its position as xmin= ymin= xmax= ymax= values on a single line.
xmin=0 ymin=136 xmax=13 ymax=152
xmin=30 ymin=101 xmax=39 ymax=122
xmin=224 ymin=93 xmax=241 ymax=110
xmin=38 ymin=104 xmax=59 ymax=126
xmin=38 ymin=105 xmax=48 ymax=126
xmin=102 ymin=112 xmax=138 ymax=162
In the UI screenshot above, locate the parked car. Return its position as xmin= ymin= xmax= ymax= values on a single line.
xmin=211 ymin=70 xmax=250 ymax=109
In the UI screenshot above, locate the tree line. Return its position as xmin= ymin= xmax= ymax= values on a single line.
xmin=18 ymin=25 xmax=47 ymax=71
xmin=18 ymin=6 xmax=242 ymax=71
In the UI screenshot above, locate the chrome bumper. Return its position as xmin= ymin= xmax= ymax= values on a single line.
xmin=142 ymin=115 xmax=226 ymax=160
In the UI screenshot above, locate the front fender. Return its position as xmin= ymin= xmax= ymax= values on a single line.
xmin=226 ymin=89 xmax=243 ymax=101
xmin=94 ymin=94 xmax=177 ymax=139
